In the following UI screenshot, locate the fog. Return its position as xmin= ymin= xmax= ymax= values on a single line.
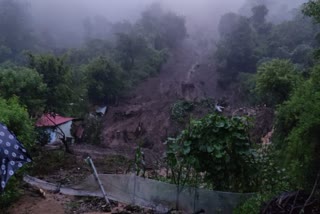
xmin=29 ymin=0 xmax=247 ymax=47
xmin=27 ymin=0 xmax=307 ymax=47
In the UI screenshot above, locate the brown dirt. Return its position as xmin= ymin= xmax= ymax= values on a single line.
xmin=7 ymin=191 xmax=66 ymax=214
xmin=101 ymin=39 xmax=220 ymax=160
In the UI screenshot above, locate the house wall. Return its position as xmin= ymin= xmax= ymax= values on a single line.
xmin=41 ymin=121 xmax=74 ymax=144
xmin=56 ymin=121 xmax=73 ymax=139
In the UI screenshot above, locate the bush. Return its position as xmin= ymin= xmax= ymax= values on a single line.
xmin=254 ymin=59 xmax=302 ymax=107
xmin=274 ymin=64 xmax=320 ymax=188
xmin=167 ymin=113 xmax=256 ymax=192
xmin=0 ymin=177 xmax=21 ymax=209
xmin=234 ymin=193 xmax=271 ymax=214
xmin=0 ymin=97 xmax=35 ymax=208
xmin=170 ymin=100 xmax=194 ymax=122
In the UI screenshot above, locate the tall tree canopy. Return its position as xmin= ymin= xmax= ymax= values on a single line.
xmin=27 ymin=54 xmax=74 ymax=115
xmin=86 ymin=57 xmax=124 ymax=105
xmin=0 ymin=64 xmax=47 ymax=115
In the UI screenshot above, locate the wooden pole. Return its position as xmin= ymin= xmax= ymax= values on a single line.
xmin=86 ymin=157 xmax=111 ymax=205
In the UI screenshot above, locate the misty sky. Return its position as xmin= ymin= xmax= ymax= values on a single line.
xmin=30 ymin=0 xmax=246 ymax=22
xmin=28 ymin=0 xmax=247 ymax=46
xmin=27 ymin=0 xmax=307 ymax=47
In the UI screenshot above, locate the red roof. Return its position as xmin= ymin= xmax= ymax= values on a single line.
xmin=36 ymin=114 xmax=74 ymax=127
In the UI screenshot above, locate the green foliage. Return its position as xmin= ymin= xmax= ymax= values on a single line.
xmin=85 ymin=57 xmax=124 ymax=105
xmin=303 ymin=0 xmax=320 ymax=23
xmin=0 ymin=97 xmax=35 ymax=209
xmin=275 ymin=65 xmax=320 ymax=188
xmin=0 ymin=65 xmax=47 ymax=115
xmin=27 ymin=53 xmax=75 ymax=115
xmin=82 ymin=115 xmax=103 ymax=145
xmin=67 ymin=39 xmax=114 ymax=65
xmin=215 ymin=15 xmax=256 ymax=86
xmin=167 ymin=113 xmax=256 ymax=192
xmin=269 ymin=13 xmax=318 ymax=62
xmin=115 ymin=31 xmax=168 ymax=85
xmin=254 ymin=59 xmax=302 ymax=106
xmin=0 ymin=176 xmax=21 ymax=209
xmin=234 ymin=193 xmax=271 ymax=214
xmin=250 ymin=5 xmax=271 ymax=34
xmin=31 ymin=150 xmax=76 ymax=175
xmin=238 ymin=72 xmax=258 ymax=105
xmin=234 ymin=146 xmax=292 ymax=213
xmin=134 ymin=145 xmax=146 ymax=177
xmin=170 ymin=100 xmax=194 ymax=122
xmin=0 ymin=96 xmax=35 ymax=149
xmin=216 ymin=4 xmax=318 ymax=87
xmin=115 ymin=32 xmax=148 ymax=71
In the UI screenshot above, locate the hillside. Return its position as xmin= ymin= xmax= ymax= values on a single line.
xmin=101 ymin=39 xmax=218 ymax=154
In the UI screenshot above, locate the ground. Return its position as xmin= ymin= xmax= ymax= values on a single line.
xmin=101 ymin=39 xmax=221 ymax=161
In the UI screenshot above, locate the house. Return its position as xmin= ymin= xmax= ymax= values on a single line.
xmin=36 ymin=113 xmax=74 ymax=144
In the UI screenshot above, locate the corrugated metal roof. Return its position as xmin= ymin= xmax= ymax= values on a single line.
xmin=36 ymin=114 xmax=74 ymax=127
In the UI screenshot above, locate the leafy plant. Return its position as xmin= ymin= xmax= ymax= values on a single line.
xmin=27 ymin=53 xmax=75 ymax=115
xmin=0 ymin=97 xmax=35 ymax=209
xmin=0 ymin=96 xmax=35 ymax=149
xmin=85 ymin=57 xmax=124 ymax=105
xmin=134 ymin=144 xmax=146 ymax=177
xmin=0 ymin=176 xmax=21 ymax=209
xmin=170 ymin=100 xmax=194 ymax=122
xmin=254 ymin=59 xmax=302 ymax=107
xmin=167 ymin=113 xmax=256 ymax=192
xmin=274 ymin=64 xmax=320 ymax=188
xmin=0 ymin=65 xmax=47 ymax=116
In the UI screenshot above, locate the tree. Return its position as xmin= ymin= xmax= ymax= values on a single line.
xmin=251 ymin=5 xmax=268 ymax=26
xmin=275 ymin=65 xmax=320 ymax=188
xmin=0 ymin=96 xmax=35 ymax=208
xmin=270 ymin=13 xmax=318 ymax=55
xmin=86 ymin=57 xmax=124 ymax=105
xmin=0 ymin=65 xmax=47 ymax=116
xmin=250 ymin=4 xmax=271 ymax=35
xmin=115 ymin=32 xmax=148 ymax=71
xmin=67 ymin=39 xmax=113 ymax=66
xmin=218 ymin=13 xmax=241 ymax=37
xmin=139 ymin=3 xmax=187 ymax=49
xmin=303 ymin=0 xmax=320 ymax=59
xmin=27 ymin=54 xmax=74 ymax=115
xmin=0 ymin=97 xmax=35 ymax=149
xmin=303 ymin=0 xmax=320 ymax=23
xmin=254 ymin=59 xmax=302 ymax=107
xmin=215 ymin=15 xmax=256 ymax=86
xmin=167 ymin=113 xmax=255 ymax=192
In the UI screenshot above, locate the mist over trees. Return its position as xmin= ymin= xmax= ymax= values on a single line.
xmin=0 ymin=0 xmax=189 ymax=115
xmin=211 ymin=0 xmax=320 ymax=212
xmin=215 ymin=1 xmax=318 ymax=87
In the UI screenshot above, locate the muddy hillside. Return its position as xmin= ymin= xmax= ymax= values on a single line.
xmin=101 ymin=39 xmax=273 ymax=158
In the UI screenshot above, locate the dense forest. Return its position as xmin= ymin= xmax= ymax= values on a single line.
xmin=1 ymin=0 xmax=320 ymax=213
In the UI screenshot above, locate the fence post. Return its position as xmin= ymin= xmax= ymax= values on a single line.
xmin=86 ymin=156 xmax=111 ymax=206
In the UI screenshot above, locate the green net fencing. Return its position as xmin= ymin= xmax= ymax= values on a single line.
xmin=24 ymin=174 xmax=253 ymax=213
